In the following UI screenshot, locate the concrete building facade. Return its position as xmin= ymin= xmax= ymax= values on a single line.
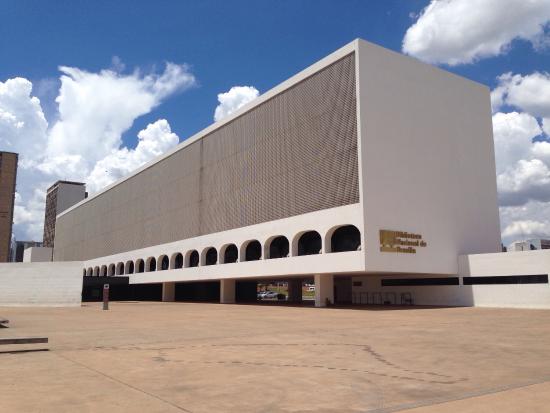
xmin=47 ymin=39 xmax=549 ymax=308
xmin=11 ymin=240 xmax=43 ymax=262
xmin=43 ymin=181 xmax=86 ymax=248
xmin=23 ymin=246 xmax=53 ymax=263
xmin=0 ymin=151 xmax=18 ymax=262
xmin=508 ymin=239 xmax=550 ymax=252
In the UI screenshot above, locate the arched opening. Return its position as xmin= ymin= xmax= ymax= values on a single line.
xmin=204 ymin=247 xmax=217 ymax=266
xmin=171 ymin=252 xmax=183 ymax=269
xmin=86 ymin=267 xmax=93 ymax=277
xmin=244 ymin=240 xmax=262 ymax=261
xmin=267 ymin=236 xmax=289 ymax=259
xmin=108 ymin=264 xmax=116 ymax=276
xmin=330 ymin=225 xmax=361 ymax=252
xmin=136 ymin=259 xmax=145 ymax=273
xmin=100 ymin=265 xmax=107 ymax=277
xmin=158 ymin=255 xmax=169 ymax=271
xmin=186 ymin=250 xmax=199 ymax=268
xmin=116 ymin=262 xmax=124 ymax=275
xmin=93 ymin=266 xmax=100 ymax=277
xmin=125 ymin=261 xmax=134 ymax=274
xmin=298 ymin=231 xmax=322 ymax=256
xmin=82 ymin=269 xmax=86 ymax=277
xmin=222 ymin=244 xmax=238 ymax=264
xmin=146 ymin=257 xmax=156 ymax=272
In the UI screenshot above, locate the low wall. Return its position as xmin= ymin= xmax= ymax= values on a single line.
xmin=0 ymin=262 xmax=83 ymax=307
xmin=459 ymin=250 xmax=550 ymax=276
xmin=352 ymin=275 xmax=471 ymax=307
xmin=459 ymin=250 xmax=550 ymax=309
xmin=351 ymin=251 xmax=550 ymax=309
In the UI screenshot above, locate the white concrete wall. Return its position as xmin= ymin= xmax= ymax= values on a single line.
xmin=0 ymin=262 xmax=83 ymax=306
xmin=459 ymin=250 xmax=550 ymax=309
xmin=460 ymin=250 xmax=550 ymax=276
xmin=350 ymin=250 xmax=550 ymax=309
xmin=351 ymin=274 xmax=468 ymax=307
xmin=56 ymin=183 xmax=86 ymax=215
xmin=351 ymin=274 xmax=550 ymax=309
xmin=23 ymin=247 xmax=53 ymax=262
xmin=356 ymin=39 xmax=501 ymax=276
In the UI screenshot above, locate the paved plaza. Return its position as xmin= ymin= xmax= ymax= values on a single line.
xmin=1 ymin=302 xmax=550 ymax=412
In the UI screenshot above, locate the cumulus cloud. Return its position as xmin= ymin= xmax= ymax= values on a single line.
xmin=1 ymin=60 xmax=192 ymax=240
xmin=43 ymin=62 xmax=194 ymax=176
xmin=491 ymin=72 xmax=550 ymax=214
xmin=492 ymin=111 xmax=542 ymax=174
xmin=13 ymin=188 xmax=48 ymax=241
xmin=0 ymin=77 xmax=48 ymax=163
xmin=403 ymin=0 xmax=550 ymax=65
xmin=490 ymin=69 xmax=550 ymax=242
xmin=214 ymin=86 xmax=259 ymax=122
xmin=492 ymin=110 xmax=550 ymax=209
xmin=502 ymin=219 xmax=550 ymax=239
xmin=86 ymin=119 xmax=179 ymax=192
xmin=500 ymin=202 xmax=550 ymax=240
xmin=491 ymin=72 xmax=550 ymax=128
xmin=498 ymin=159 xmax=550 ymax=205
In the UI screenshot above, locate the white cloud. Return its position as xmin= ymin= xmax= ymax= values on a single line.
xmin=491 ymin=72 xmax=550 ymax=116
xmin=44 ymin=62 xmax=194 ymax=176
xmin=1 ymin=60 xmax=192 ymax=241
xmin=500 ymin=200 xmax=550 ymax=234
xmin=500 ymin=199 xmax=550 ymax=240
xmin=492 ymin=111 xmax=542 ymax=174
xmin=403 ymin=0 xmax=550 ymax=65
xmin=502 ymin=219 xmax=550 ymax=239
xmin=13 ymin=188 xmax=48 ymax=241
xmin=490 ymin=68 xmax=550 ymax=242
xmin=492 ymin=109 xmax=550 ymax=209
xmin=532 ymin=140 xmax=550 ymax=163
xmin=86 ymin=119 xmax=179 ymax=192
xmin=0 ymin=77 xmax=48 ymax=163
xmin=498 ymin=159 xmax=550 ymax=205
xmin=214 ymin=86 xmax=259 ymax=122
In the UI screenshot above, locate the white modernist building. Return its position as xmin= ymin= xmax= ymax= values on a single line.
xmin=37 ymin=39 xmax=548 ymax=308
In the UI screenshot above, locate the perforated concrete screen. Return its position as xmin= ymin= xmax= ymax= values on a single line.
xmin=54 ymin=53 xmax=359 ymax=261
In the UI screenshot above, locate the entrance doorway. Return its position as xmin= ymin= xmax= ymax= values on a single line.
xmin=334 ymin=276 xmax=352 ymax=304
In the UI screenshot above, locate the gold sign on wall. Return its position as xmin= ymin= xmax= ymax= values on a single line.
xmin=379 ymin=230 xmax=427 ymax=254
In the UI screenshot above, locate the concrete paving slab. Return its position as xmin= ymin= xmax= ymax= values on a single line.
xmin=1 ymin=302 xmax=549 ymax=412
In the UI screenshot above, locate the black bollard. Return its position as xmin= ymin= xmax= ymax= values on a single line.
xmin=103 ymin=284 xmax=110 ymax=310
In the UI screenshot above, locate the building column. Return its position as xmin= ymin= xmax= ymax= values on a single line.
xmin=314 ymin=274 xmax=334 ymax=307
xmin=220 ymin=279 xmax=236 ymax=304
xmin=162 ymin=282 xmax=176 ymax=302
xmin=287 ymin=279 xmax=302 ymax=303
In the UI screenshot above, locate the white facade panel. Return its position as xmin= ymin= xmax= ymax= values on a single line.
xmin=56 ymin=182 xmax=86 ymax=215
xmin=459 ymin=250 xmax=550 ymax=278
xmin=23 ymin=247 xmax=53 ymax=262
xmin=356 ymin=39 xmax=501 ymax=275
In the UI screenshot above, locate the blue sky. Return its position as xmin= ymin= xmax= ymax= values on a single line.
xmin=1 ymin=0 xmax=550 ymax=244
xmin=2 ymin=0 xmax=425 ymax=143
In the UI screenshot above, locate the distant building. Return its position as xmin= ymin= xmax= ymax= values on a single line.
xmin=43 ymin=181 xmax=86 ymax=248
xmin=11 ymin=240 xmax=43 ymax=262
xmin=508 ymin=239 xmax=550 ymax=252
xmin=9 ymin=236 xmax=16 ymax=261
xmin=0 ymin=151 xmax=18 ymax=262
